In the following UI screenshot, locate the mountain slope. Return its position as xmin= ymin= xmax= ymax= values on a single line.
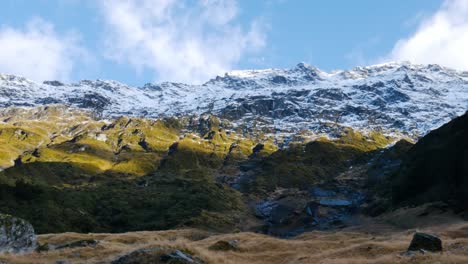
xmin=1 ymin=62 xmax=467 ymax=140
xmin=0 ymin=106 xmax=393 ymax=234
xmin=0 ymin=62 xmax=467 ymax=236
xmin=391 ymin=111 xmax=468 ymax=210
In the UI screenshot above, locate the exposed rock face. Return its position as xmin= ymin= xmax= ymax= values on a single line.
xmin=253 ymin=183 xmax=367 ymax=237
xmin=1 ymin=62 xmax=467 ymax=139
xmin=408 ymin=232 xmax=443 ymax=252
xmin=0 ymin=214 xmax=37 ymax=254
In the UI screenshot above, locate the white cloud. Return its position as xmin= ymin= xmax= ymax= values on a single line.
xmin=0 ymin=18 xmax=88 ymax=81
xmin=99 ymin=0 xmax=266 ymax=83
xmin=387 ymin=0 xmax=468 ymax=70
xmin=346 ymin=36 xmax=381 ymax=66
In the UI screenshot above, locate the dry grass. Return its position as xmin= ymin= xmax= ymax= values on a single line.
xmin=1 ymin=220 xmax=467 ymax=264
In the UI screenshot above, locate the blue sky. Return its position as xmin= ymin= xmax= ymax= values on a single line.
xmin=0 ymin=0 xmax=466 ymax=85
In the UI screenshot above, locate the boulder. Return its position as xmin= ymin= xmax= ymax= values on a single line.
xmin=53 ymin=239 xmax=99 ymax=250
xmin=111 ymin=248 xmax=160 ymax=264
xmin=408 ymin=232 xmax=442 ymax=252
xmin=160 ymin=250 xmax=204 ymax=263
xmin=208 ymin=240 xmax=238 ymax=251
xmin=111 ymin=247 xmax=204 ymax=264
xmin=0 ymin=214 xmax=37 ymax=254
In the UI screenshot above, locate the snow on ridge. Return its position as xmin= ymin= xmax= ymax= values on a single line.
xmin=1 ymin=62 xmax=467 ymax=139
xmin=225 ymin=68 xmax=278 ymax=78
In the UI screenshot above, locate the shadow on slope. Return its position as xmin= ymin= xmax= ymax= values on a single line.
xmin=392 ymin=112 xmax=468 ymax=211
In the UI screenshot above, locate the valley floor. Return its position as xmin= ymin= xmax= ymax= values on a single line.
xmin=1 ymin=209 xmax=467 ymax=264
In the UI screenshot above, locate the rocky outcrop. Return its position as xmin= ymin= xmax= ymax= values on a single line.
xmin=160 ymin=250 xmax=204 ymax=263
xmin=208 ymin=240 xmax=239 ymax=251
xmin=408 ymin=232 xmax=443 ymax=252
xmin=111 ymin=247 xmax=204 ymax=264
xmin=254 ymin=185 xmax=366 ymax=237
xmin=1 ymin=62 xmax=466 ymax=139
xmin=0 ymin=214 xmax=37 ymax=254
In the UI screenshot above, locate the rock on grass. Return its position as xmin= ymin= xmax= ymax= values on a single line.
xmin=111 ymin=247 xmax=205 ymax=264
xmin=0 ymin=213 xmax=37 ymax=254
xmin=408 ymin=232 xmax=442 ymax=252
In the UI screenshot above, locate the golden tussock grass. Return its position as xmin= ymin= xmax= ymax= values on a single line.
xmin=1 ymin=221 xmax=467 ymax=264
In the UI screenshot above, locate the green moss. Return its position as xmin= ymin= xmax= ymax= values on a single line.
xmin=111 ymin=152 xmax=162 ymax=176
xmin=255 ymin=140 xmax=279 ymax=157
xmin=330 ymin=128 xmax=394 ymax=152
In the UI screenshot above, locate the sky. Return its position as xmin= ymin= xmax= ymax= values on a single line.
xmin=0 ymin=0 xmax=466 ymax=85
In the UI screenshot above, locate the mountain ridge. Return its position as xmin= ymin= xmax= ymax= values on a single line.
xmin=1 ymin=62 xmax=467 ymax=141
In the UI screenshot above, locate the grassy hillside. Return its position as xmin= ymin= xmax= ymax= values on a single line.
xmin=0 ymin=107 xmax=251 ymax=233
xmin=240 ymin=129 xmax=394 ymax=195
xmin=0 ymin=106 xmax=401 ymax=234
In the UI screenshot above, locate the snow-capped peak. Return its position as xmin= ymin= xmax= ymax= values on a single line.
xmin=0 ymin=62 xmax=467 ymax=140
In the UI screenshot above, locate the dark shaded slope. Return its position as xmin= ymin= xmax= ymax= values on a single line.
xmin=392 ymin=112 xmax=468 ymax=210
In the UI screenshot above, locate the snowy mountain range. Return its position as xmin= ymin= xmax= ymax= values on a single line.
xmin=1 ymin=61 xmax=467 ymax=139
